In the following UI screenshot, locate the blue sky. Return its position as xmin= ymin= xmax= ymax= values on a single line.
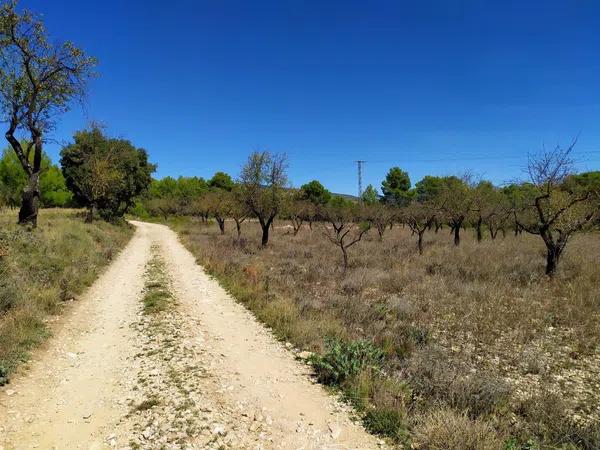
xmin=19 ymin=0 xmax=600 ymax=195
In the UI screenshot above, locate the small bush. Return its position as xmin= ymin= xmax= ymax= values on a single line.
xmin=364 ymin=407 xmax=407 ymax=440
xmin=308 ymin=338 xmax=384 ymax=386
xmin=0 ymin=364 xmax=8 ymax=386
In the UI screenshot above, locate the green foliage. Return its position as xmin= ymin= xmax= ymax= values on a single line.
xmin=360 ymin=184 xmax=379 ymax=205
xmin=363 ymin=408 xmax=407 ymax=439
xmin=0 ymin=364 xmax=7 ymax=386
xmin=300 ymin=179 xmax=332 ymax=205
xmin=208 ymin=171 xmax=234 ymax=191
xmin=0 ymin=147 xmax=72 ymax=207
xmin=61 ymin=127 xmax=156 ymax=221
xmin=308 ymin=338 xmax=384 ymax=386
xmin=414 ymin=175 xmax=446 ymax=203
xmin=382 ymin=167 xmax=411 ymax=206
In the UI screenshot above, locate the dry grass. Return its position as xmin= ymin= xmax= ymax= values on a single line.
xmin=171 ymin=217 xmax=600 ymax=448
xmin=0 ymin=208 xmax=133 ymax=381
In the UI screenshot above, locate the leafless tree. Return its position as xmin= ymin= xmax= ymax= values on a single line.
xmin=517 ymin=142 xmax=600 ymax=276
xmin=320 ymin=199 xmax=370 ymax=269
xmin=403 ymin=203 xmax=437 ymax=255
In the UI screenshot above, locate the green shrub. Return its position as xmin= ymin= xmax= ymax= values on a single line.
xmin=0 ymin=364 xmax=8 ymax=386
xmin=364 ymin=407 xmax=407 ymax=440
xmin=308 ymin=338 xmax=384 ymax=386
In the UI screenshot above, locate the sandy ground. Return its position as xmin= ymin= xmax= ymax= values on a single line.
xmin=0 ymin=221 xmax=382 ymax=450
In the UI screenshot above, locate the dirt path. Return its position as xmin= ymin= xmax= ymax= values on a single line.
xmin=0 ymin=221 xmax=383 ymax=449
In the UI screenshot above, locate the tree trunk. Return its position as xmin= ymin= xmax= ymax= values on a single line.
xmin=235 ymin=220 xmax=242 ymax=239
xmin=260 ymin=217 xmax=274 ymax=246
xmin=417 ymin=232 xmax=424 ymax=255
xmin=341 ymin=245 xmax=349 ymax=269
xmin=546 ymin=246 xmax=560 ymax=277
xmin=476 ymin=217 xmax=483 ymax=242
xmin=453 ymin=223 xmax=461 ymax=246
xmin=85 ymin=204 xmax=96 ymax=223
xmin=216 ymin=217 xmax=225 ymax=235
xmin=18 ymin=172 xmax=40 ymax=227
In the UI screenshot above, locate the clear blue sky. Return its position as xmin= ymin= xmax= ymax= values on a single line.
xmin=21 ymin=0 xmax=600 ymax=195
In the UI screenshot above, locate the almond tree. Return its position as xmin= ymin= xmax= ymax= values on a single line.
xmin=204 ymin=190 xmax=230 ymax=235
xmin=517 ymin=143 xmax=600 ymax=276
xmin=229 ymin=186 xmax=249 ymax=239
xmin=403 ymin=202 xmax=437 ymax=255
xmin=0 ymin=2 xmax=96 ymax=226
xmin=439 ymin=176 xmax=472 ymax=246
xmin=239 ymin=151 xmax=287 ymax=246
xmin=320 ymin=197 xmax=370 ymax=269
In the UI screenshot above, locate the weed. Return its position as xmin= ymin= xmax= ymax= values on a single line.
xmin=135 ymin=397 xmax=161 ymax=411
xmin=308 ymin=338 xmax=384 ymax=386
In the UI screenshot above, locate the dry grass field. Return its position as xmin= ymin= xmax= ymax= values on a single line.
xmin=0 ymin=208 xmax=133 ymax=381
xmin=173 ymin=217 xmax=600 ymax=449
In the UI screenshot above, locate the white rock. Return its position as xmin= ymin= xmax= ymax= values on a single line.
xmin=212 ymin=424 xmax=226 ymax=436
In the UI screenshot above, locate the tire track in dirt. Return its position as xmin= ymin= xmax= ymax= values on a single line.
xmin=0 ymin=223 xmax=152 ymax=449
xmin=0 ymin=221 xmax=383 ymax=449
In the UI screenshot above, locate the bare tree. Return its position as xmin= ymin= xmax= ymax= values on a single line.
xmin=403 ymin=202 xmax=437 ymax=255
xmin=0 ymin=2 xmax=96 ymax=226
xmin=239 ymin=151 xmax=287 ymax=246
xmin=320 ymin=199 xmax=371 ymax=269
xmin=229 ymin=187 xmax=249 ymax=240
xmin=517 ymin=142 xmax=600 ymax=276
xmin=366 ymin=203 xmax=394 ymax=241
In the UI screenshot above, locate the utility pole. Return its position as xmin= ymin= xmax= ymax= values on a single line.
xmin=355 ymin=160 xmax=366 ymax=199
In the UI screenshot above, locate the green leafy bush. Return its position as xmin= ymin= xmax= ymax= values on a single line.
xmin=0 ymin=364 xmax=8 ymax=386
xmin=363 ymin=407 xmax=407 ymax=440
xmin=308 ymin=338 xmax=384 ymax=386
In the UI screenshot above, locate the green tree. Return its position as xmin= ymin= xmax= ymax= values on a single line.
xmin=208 ymin=171 xmax=234 ymax=191
xmin=438 ymin=176 xmax=472 ymax=246
xmin=299 ymin=180 xmax=332 ymax=205
xmin=0 ymin=146 xmax=71 ymax=208
xmin=361 ymin=184 xmax=379 ymax=205
xmin=60 ymin=127 xmax=155 ymax=222
xmin=381 ymin=167 xmax=411 ymax=206
xmin=40 ymin=165 xmax=72 ymax=207
xmin=240 ymin=151 xmax=288 ymax=246
xmin=414 ymin=175 xmax=445 ymax=203
xmin=0 ymin=2 xmax=96 ymax=226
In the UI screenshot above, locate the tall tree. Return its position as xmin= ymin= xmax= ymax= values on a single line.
xmin=208 ymin=171 xmax=234 ymax=191
xmin=61 ymin=127 xmax=155 ymax=222
xmin=299 ymin=179 xmax=331 ymax=205
xmin=0 ymin=2 xmax=96 ymax=226
xmin=360 ymin=184 xmax=379 ymax=205
xmin=239 ymin=151 xmax=288 ymax=246
xmin=381 ymin=167 xmax=411 ymax=206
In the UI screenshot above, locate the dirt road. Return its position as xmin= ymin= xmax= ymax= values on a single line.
xmin=0 ymin=221 xmax=382 ymax=449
